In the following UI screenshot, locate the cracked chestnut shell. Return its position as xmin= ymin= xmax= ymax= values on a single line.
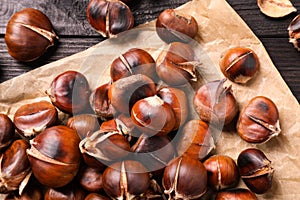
xmin=219 ymin=47 xmax=259 ymax=84
xmin=26 ymin=125 xmax=81 ymax=188
xmin=176 ymin=119 xmax=215 ymax=161
xmin=47 ymin=71 xmax=91 ymax=114
xmin=131 ymin=95 xmax=176 ymax=136
xmin=108 ymin=74 xmax=156 ymax=114
xmin=156 ymin=42 xmax=197 ymax=86
xmin=131 ymin=134 xmax=175 ymax=176
xmin=157 ymin=86 xmax=189 ymax=130
xmin=203 ymin=155 xmax=239 ymax=191
xmin=86 ymin=0 xmax=134 ymax=38
xmin=5 ymin=8 xmax=58 ymax=62
xmin=156 ymin=9 xmax=198 ymax=43
xmin=288 ymin=14 xmax=300 ymax=51
xmin=162 ymin=156 xmax=207 ymax=199
xmin=193 ymin=79 xmax=239 ymax=126
xmin=110 ymin=48 xmax=157 ymax=82
xmin=13 ymin=101 xmax=58 ymax=138
xmin=237 ymin=148 xmax=274 ymax=194
xmin=89 ymin=82 xmax=115 ymax=120
xmin=79 ymin=130 xmax=131 ymax=167
xmin=0 ymin=114 xmax=15 ymax=151
xmin=0 ymin=139 xmax=31 ymax=194
xmin=237 ymin=96 xmax=280 ymax=143
xmin=102 ymin=160 xmax=150 ymax=199
xmin=216 ymin=188 xmax=258 ymax=200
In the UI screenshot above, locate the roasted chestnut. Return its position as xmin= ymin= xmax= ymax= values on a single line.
xmin=0 ymin=113 xmax=15 ymax=151
xmin=86 ymin=0 xmax=134 ymax=38
xmin=288 ymin=14 xmax=300 ymax=51
xmin=13 ymin=101 xmax=58 ymax=138
xmin=157 ymin=86 xmax=188 ymax=130
xmin=237 ymin=96 xmax=280 ymax=143
xmin=110 ymin=48 xmax=157 ymax=82
xmin=47 ymin=71 xmax=91 ymax=114
xmin=219 ymin=47 xmax=259 ymax=84
xmin=176 ymin=119 xmax=215 ymax=160
xmin=79 ymin=130 xmax=131 ymax=167
xmin=102 ymin=160 xmax=150 ymax=199
xmin=77 ymin=165 xmax=103 ymax=193
xmin=156 ymin=42 xmax=197 ymax=86
xmin=237 ymin=148 xmax=274 ymax=194
xmin=203 ymin=155 xmax=240 ymax=190
xmin=131 ymin=95 xmax=176 ymax=136
xmin=162 ymin=156 xmax=207 ymax=199
xmin=131 ymin=134 xmax=175 ymax=176
xmin=0 ymin=139 xmax=31 ymax=194
xmin=156 ymin=9 xmax=198 ymax=43
xmin=193 ymin=79 xmax=239 ymax=126
xmin=5 ymin=8 xmax=58 ymax=62
xmin=89 ymin=82 xmax=115 ymax=120
xmin=85 ymin=193 xmax=110 ymax=200
xmin=215 ymin=188 xmax=258 ymax=200
xmin=108 ymin=74 xmax=156 ymax=114
xmin=67 ymin=114 xmax=100 ymax=139
xmin=26 ymin=125 xmax=81 ymax=188
xmin=44 ymin=182 xmax=86 ymax=200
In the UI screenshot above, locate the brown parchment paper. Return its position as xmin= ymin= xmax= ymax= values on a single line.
xmin=0 ymin=0 xmax=299 ymax=199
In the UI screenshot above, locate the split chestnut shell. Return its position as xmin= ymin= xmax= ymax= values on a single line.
xmin=26 ymin=125 xmax=81 ymax=188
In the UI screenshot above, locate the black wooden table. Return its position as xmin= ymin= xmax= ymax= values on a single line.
xmin=0 ymin=0 xmax=300 ymax=102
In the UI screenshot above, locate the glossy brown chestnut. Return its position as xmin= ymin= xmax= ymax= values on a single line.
xmin=84 ymin=193 xmax=110 ymax=200
xmin=288 ymin=14 xmax=300 ymax=51
xmin=13 ymin=101 xmax=58 ymax=138
xmin=5 ymin=8 xmax=58 ymax=62
xmin=203 ymin=155 xmax=239 ymax=190
xmin=131 ymin=134 xmax=175 ymax=176
xmin=162 ymin=156 xmax=207 ymax=199
xmin=0 ymin=139 xmax=31 ymax=194
xmin=77 ymin=165 xmax=103 ymax=193
xmin=156 ymin=9 xmax=198 ymax=43
xmin=156 ymin=42 xmax=197 ymax=86
xmin=100 ymin=114 xmax=139 ymax=140
xmin=26 ymin=125 xmax=81 ymax=188
xmin=67 ymin=114 xmax=100 ymax=139
xmin=131 ymin=95 xmax=176 ymax=136
xmin=110 ymin=48 xmax=157 ymax=82
xmin=157 ymin=86 xmax=188 ymax=130
xmin=193 ymin=79 xmax=239 ymax=126
xmin=108 ymin=74 xmax=156 ymax=114
xmin=89 ymin=82 xmax=115 ymax=120
xmin=219 ymin=47 xmax=259 ymax=84
xmin=0 ymin=113 xmax=15 ymax=151
xmin=237 ymin=148 xmax=274 ymax=194
xmin=79 ymin=130 xmax=131 ymax=167
xmin=176 ymin=119 xmax=215 ymax=160
xmin=237 ymin=96 xmax=280 ymax=143
xmin=86 ymin=0 xmax=134 ymax=38
xmin=102 ymin=160 xmax=150 ymax=199
xmin=215 ymin=188 xmax=258 ymax=200
xmin=47 ymin=71 xmax=91 ymax=114
xmin=44 ymin=182 xmax=86 ymax=200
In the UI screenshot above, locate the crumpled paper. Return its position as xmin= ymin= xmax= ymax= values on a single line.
xmin=0 ymin=0 xmax=299 ymax=199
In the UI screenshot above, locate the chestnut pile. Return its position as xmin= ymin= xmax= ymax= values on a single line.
xmin=2 ymin=3 xmax=282 ymax=200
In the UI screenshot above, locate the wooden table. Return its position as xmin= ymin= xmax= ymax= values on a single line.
xmin=0 ymin=0 xmax=300 ymax=102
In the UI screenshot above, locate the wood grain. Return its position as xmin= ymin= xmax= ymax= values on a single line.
xmin=0 ymin=0 xmax=299 ymax=101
